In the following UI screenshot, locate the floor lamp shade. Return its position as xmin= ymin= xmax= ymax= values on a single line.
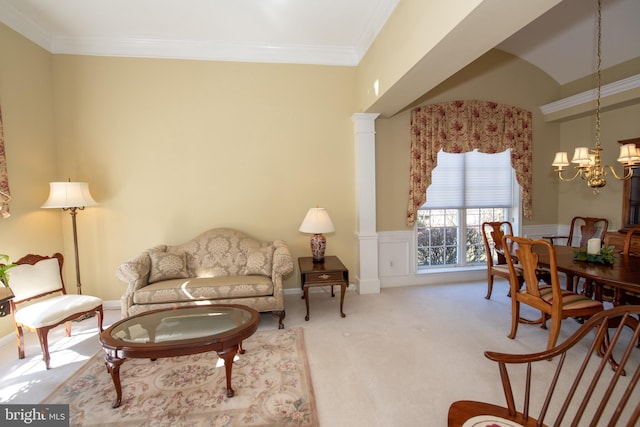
xmin=41 ymin=181 xmax=97 ymax=295
xmin=41 ymin=182 xmax=97 ymax=209
xmin=299 ymin=208 xmax=335 ymax=263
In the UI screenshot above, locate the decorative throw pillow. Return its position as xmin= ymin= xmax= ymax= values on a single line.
xmin=148 ymin=251 xmax=189 ymax=283
xmin=241 ymin=245 xmax=274 ymax=277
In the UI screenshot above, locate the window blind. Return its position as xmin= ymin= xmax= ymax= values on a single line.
xmin=422 ymin=149 xmax=513 ymax=209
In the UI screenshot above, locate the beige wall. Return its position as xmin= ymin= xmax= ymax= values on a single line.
xmin=356 ymin=0 xmax=483 ymax=112
xmin=49 ymin=56 xmax=358 ymax=301
xmin=0 ymin=25 xmax=64 ymax=337
xmin=375 ymin=50 xmax=562 ymax=231
xmin=0 ymin=23 xmax=358 ymax=337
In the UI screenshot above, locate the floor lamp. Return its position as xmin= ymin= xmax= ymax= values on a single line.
xmin=42 ymin=181 xmax=97 ymax=295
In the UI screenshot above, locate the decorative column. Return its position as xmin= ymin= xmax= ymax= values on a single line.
xmin=352 ymin=113 xmax=380 ymax=294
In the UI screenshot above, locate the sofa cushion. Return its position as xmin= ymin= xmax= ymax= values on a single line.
xmin=148 ymin=251 xmax=189 ymax=284
xmin=240 ymin=245 xmax=274 ymax=276
xmin=133 ymin=275 xmax=274 ymax=305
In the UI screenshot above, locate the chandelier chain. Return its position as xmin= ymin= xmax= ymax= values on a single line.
xmin=551 ymin=0 xmax=638 ymax=192
xmin=595 ymin=0 xmax=602 ymax=150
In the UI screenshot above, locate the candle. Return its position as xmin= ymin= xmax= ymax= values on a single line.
xmin=587 ymin=238 xmax=601 ymax=255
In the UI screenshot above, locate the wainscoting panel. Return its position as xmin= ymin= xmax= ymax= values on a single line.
xmin=378 ymin=231 xmax=414 ymax=277
xmin=378 ymin=225 xmax=561 ymax=288
xmin=521 ymin=224 xmax=561 ymax=240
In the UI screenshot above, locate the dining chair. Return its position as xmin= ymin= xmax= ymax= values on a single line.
xmin=547 ymin=216 xmax=608 ymax=248
xmin=481 ymin=221 xmax=520 ymax=299
xmin=447 ymin=305 xmax=640 ymax=427
xmin=502 ymin=235 xmax=604 ymax=351
xmin=567 ymin=216 xmax=608 ymax=248
xmin=8 ymin=253 xmax=103 ymax=369
xmin=481 ymin=222 xmax=550 ymax=300
xmin=622 ymin=227 xmax=640 ymax=256
xmin=596 ymin=228 xmax=640 ymax=305
xmin=550 ymin=216 xmax=609 ymax=292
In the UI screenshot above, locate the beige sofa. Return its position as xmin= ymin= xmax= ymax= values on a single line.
xmin=116 ymin=228 xmax=293 ymax=328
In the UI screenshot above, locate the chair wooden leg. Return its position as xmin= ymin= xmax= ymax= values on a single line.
xmin=509 ymin=301 xmax=519 ymax=339
xmin=547 ymin=318 xmax=561 ymax=350
xmin=582 ymin=279 xmax=594 ymax=297
xmin=96 ymin=306 xmax=104 ymax=332
xmin=485 ymin=273 xmax=494 ymax=299
xmin=565 ymin=273 xmax=575 ymax=291
xmin=15 ymin=325 xmax=25 ymax=360
xmin=36 ymin=328 xmax=51 ymax=370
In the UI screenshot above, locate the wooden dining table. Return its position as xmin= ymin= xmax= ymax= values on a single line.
xmin=534 ymin=245 xmax=640 ymax=305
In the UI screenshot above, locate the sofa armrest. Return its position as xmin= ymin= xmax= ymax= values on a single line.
xmin=116 ymin=245 xmax=166 ymax=316
xmin=272 ymin=240 xmax=294 ymax=280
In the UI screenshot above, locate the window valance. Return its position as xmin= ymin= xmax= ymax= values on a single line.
xmin=407 ymin=100 xmax=533 ymax=226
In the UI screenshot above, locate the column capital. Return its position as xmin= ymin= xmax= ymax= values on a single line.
xmin=351 ymin=113 xmax=380 ymax=134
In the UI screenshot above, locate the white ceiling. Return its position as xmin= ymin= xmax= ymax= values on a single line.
xmin=497 ymin=0 xmax=640 ymax=84
xmin=0 ymin=0 xmax=638 ymax=85
xmin=0 ymin=0 xmax=400 ymax=66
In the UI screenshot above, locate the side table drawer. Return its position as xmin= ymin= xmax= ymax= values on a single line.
xmin=306 ymin=271 xmax=343 ymax=283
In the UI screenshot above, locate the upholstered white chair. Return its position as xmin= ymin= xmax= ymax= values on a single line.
xmin=8 ymin=253 xmax=103 ymax=369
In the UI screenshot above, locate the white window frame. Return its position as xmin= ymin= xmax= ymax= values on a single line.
xmin=416 ymin=150 xmax=521 ymax=271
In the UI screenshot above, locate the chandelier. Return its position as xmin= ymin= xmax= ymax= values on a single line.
xmin=551 ymin=0 xmax=639 ymax=194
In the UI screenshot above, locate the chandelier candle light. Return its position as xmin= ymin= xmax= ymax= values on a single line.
xmin=299 ymin=207 xmax=335 ymax=263
xmin=551 ymin=0 xmax=640 ymax=193
xmin=41 ymin=180 xmax=97 ymax=295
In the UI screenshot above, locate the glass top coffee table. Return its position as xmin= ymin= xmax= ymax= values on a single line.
xmin=99 ymin=304 xmax=260 ymax=408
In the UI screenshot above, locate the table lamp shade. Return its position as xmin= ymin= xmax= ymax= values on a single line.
xmin=299 ymin=208 xmax=335 ymax=263
xmin=41 ymin=182 xmax=97 ymax=209
xmin=299 ymin=208 xmax=335 ymax=234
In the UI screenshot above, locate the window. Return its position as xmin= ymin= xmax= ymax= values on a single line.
xmin=416 ymin=149 xmax=519 ymax=269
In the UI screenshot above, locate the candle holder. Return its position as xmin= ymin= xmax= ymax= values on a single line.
xmin=573 ymin=245 xmax=616 ymax=265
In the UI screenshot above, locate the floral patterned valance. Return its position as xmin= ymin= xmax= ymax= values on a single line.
xmin=407 ymin=100 xmax=533 ymax=227
xmin=0 ymin=105 xmax=10 ymax=219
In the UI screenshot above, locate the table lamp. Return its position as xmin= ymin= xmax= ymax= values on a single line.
xmin=299 ymin=207 xmax=335 ymax=263
xmin=41 ymin=180 xmax=97 ymax=295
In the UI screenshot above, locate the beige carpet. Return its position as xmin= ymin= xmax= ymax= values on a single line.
xmin=43 ymin=327 xmax=318 ymax=427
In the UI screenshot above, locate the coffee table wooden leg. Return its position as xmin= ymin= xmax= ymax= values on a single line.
xmin=339 ymin=283 xmax=346 ymax=318
xmin=218 ymin=346 xmax=239 ymax=398
xmin=104 ymin=353 xmax=125 ymax=408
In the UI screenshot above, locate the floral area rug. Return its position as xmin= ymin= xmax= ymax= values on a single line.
xmin=43 ymin=327 xmax=318 ymax=427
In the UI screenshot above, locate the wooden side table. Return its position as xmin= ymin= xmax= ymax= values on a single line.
xmin=298 ymin=256 xmax=348 ymax=321
xmin=0 ymin=286 xmax=14 ymax=317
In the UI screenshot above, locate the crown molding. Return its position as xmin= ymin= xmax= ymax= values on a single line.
xmin=50 ymin=36 xmax=360 ymax=66
xmin=0 ymin=0 xmax=399 ymax=66
xmin=353 ymin=0 xmax=399 ymax=61
xmin=0 ymin=1 xmax=51 ymax=51
xmin=540 ymin=74 xmax=640 ymax=121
